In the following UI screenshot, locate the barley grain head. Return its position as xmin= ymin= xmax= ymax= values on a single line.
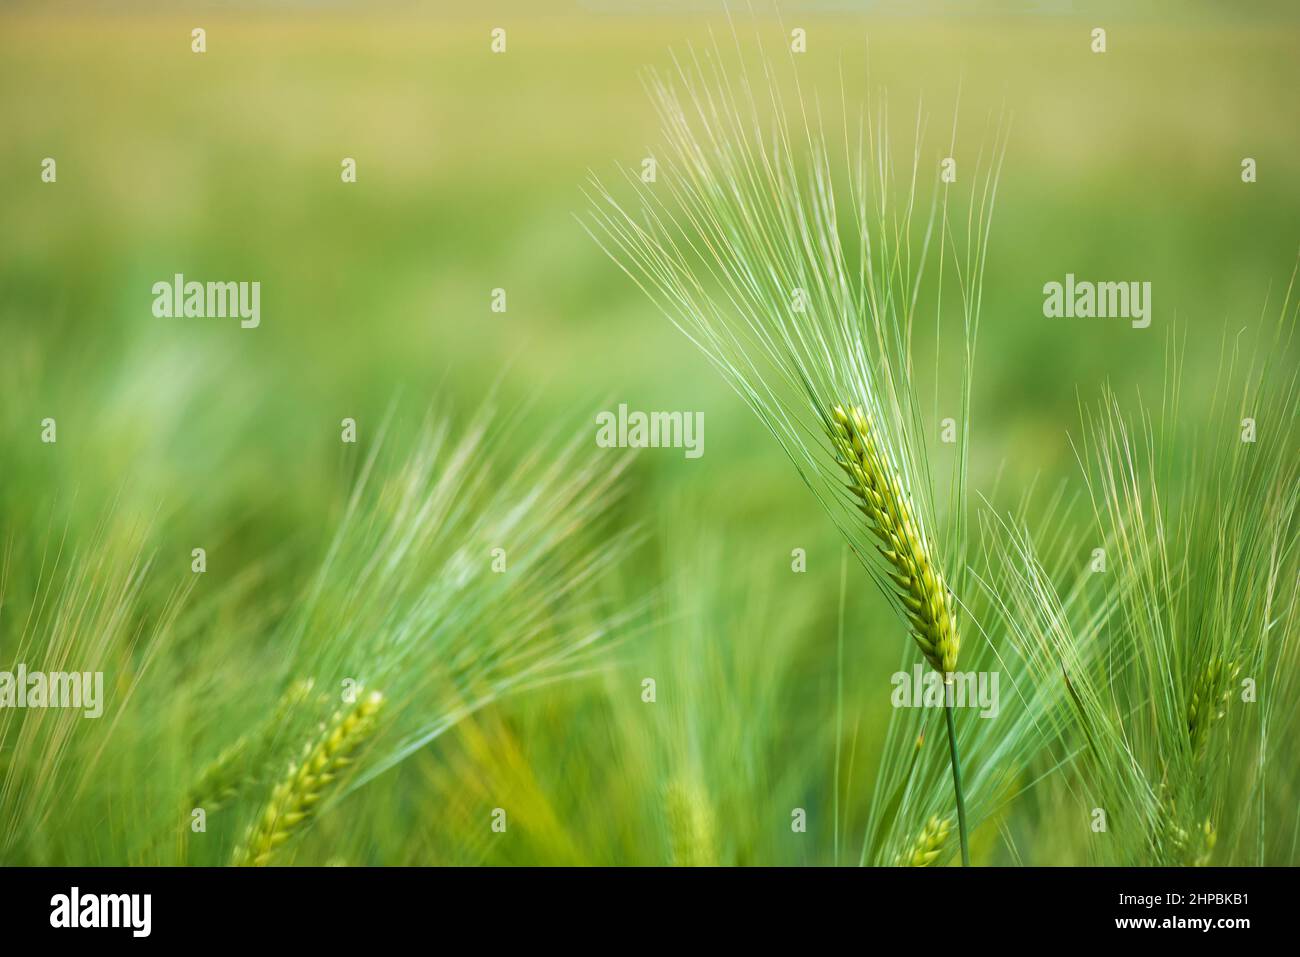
xmin=897 ymin=815 xmax=952 ymax=867
xmin=1186 ymin=656 xmax=1238 ymax=758
xmin=190 ymin=678 xmax=318 ymax=814
xmin=831 ymin=404 xmax=959 ymax=674
xmin=233 ymin=690 xmax=385 ymax=867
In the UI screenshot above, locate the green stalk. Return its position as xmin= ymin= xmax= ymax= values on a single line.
xmin=944 ymin=696 xmax=970 ymax=866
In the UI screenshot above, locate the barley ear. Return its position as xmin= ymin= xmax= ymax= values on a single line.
xmin=232 ymin=690 xmax=385 ymax=867
xmin=1153 ymin=795 xmax=1218 ymax=866
xmin=830 ymin=404 xmax=960 ymax=675
xmin=896 ymin=815 xmax=952 ymax=866
xmin=665 ymin=776 xmax=718 ymax=867
xmin=1186 ymin=657 xmax=1239 ymax=757
xmin=190 ymin=678 xmax=318 ymax=814
xmin=831 ymin=403 xmax=970 ymax=865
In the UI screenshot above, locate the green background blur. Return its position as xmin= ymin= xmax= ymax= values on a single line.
xmin=1 ymin=2 xmax=1297 ymax=863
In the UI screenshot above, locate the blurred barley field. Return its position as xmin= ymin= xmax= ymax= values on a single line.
xmin=1 ymin=2 xmax=1297 ymax=866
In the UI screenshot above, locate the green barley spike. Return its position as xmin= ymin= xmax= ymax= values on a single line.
xmin=1187 ymin=657 xmax=1239 ymax=757
xmin=232 ymin=690 xmax=384 ymax=867
xmin=896 ymin=815 xmax=952 ymax=867
xmin=190 ymin=677 xmax=317 ymax=813
xmin=830 ymin=404 xmax=960 ymax=674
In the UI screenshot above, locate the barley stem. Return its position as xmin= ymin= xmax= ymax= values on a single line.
xmin=944 ymin=698 xmax=970 ymax=866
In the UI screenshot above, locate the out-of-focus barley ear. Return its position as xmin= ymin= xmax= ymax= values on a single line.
xmin=1187 ymin=658 xmax=1239 ymax=758
xmin=190 ymin=678 xmax=317 ymax=813
xmin=665 ymin=776 xmax=718 ymax=867
xmin=1151 ymin=791 xmax=1218 ymax=866
xmin=830 ymin=404 xmax=960 ymax=674
xmin=1194 ymin=819 xmax=1217 ymax=867
xmin=896 ymin=815 xmax=952 ymax=867
xmin=232 ymin=690 xmax=385 ymax=867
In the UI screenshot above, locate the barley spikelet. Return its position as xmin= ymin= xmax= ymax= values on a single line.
xmin=896 ymin=815 xmax=952 ymax=866
xmin=830 ymin=405 xmax=960 ymax=674
xmin=1186 ymin=657 xmax=1238 ymax=756
xmin=233 ymin=690 xmax=384 ymax=867
xmin=665 ymin=777 xmax=718 ymax=867
xmin=190 ymin=678 xmax=317 ymax=813
xmin=1157 ymin=813 xmax=1217 ymax=866
xmin=1151 ymin=789 xmax=1217 ymax=866
xmin=1193 ymin=819 xmax=1217 ymax=866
